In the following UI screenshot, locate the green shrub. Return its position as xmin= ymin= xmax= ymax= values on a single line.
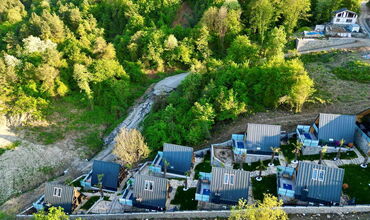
xmin=332 ymin=60 xmax=370 ymax=83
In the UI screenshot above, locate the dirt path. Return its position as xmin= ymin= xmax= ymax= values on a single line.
xmin=0 ymin=73 xmax=189 ymax=214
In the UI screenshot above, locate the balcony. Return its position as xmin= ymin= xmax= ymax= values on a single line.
xmin=277 ymin=166 xmax=296 ymax=201
xmin=195 ymin=172 xmax=212 ymax=202
xmin=149 ymin=151 xmax=163 ymax=173
xmin=296 ymin=125 xmax=319 ymax=147
xmin=119 ymin=178 xmax=135 ymax=206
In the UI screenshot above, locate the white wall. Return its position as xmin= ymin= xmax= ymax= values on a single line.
xmin=332 ymin=11 xmax=357 ymax=25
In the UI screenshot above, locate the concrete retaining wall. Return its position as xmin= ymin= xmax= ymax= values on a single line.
xmin=296 ymin=38 xmax=357 ymax=52
xmin=354 ymin=129 xmax=370 ymax=155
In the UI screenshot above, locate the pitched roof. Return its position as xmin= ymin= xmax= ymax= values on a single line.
xmin=246 ymin=123 xmax=281 ymax=152
xmin=91 ymin=160 xmax=121 ymax=190
xmin=295 ymin=162 xmax=344 ymax=203
xmin=210 ymin=167 xmax=250 ymax=203
xmin=318 ymin=113 xmax=356 ymax=142
xmin=333 ymin=8 xmax=348 ymax=14
xmin=44 ymin=183 xmax=75 ymax=213
xmin=162 ymin=143 xmax=193 ymax=175
xmin=333 ymin=8 xmax=356 ymax=14
xmin=133 ymin=174 xmax=168 ymax=209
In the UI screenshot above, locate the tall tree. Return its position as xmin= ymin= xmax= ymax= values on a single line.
xmin=281 ymin=0 xmax=311 ymax=35
xmin=113 ymin=128 xmax=150 ymax=167
xmin=249 ymin=0 xmax=275 ymax=44
xmin=263 ymin=27 xmax=287 ymax=64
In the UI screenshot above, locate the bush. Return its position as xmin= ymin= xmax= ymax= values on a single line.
xmin=332 ymin=60 xmax=370 ymax=83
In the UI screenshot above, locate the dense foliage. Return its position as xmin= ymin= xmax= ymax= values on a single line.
xmin=144 ymin=59 xmax=314 ymax=149
xmin=0 ymin=0 xmax=361 ymax=149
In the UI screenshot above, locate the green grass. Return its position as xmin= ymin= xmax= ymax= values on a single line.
xmin=332 ymin=60 xmax=370 ymax=83
xmin=171 ymin=186 xmax=198 ymax=210
xmin=300 ymin=150 xmax=357 ymax=161
xmin=299 ymin=51 xmax=343 ymax=64
xmin=80 ymin=196 xmax=100 ymax=210
xmin=280 ymin=140 xmax=358 ymax=163
xmin=194 ymin=152 xmax=212 ymax=179
xmin=340 ymin=164 xmax=370 ymax=204
xmin=0 ymin=141 xmax=21 ymax=156
xmin=233 ymin=159 xmax=279 ymax=171
xmin=252 ymin=175 xmax=277 ymax=201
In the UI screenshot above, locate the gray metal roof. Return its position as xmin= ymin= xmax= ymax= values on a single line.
xmin=246 ymin=123 xmax=281 ymax=152
xmin=333 ymin=8 xmax=356 ymax=14
xmin=133 ymin=174 xmax=168 ymax=210
xmin=318 ymin=113 xmax=356 ymax=143
xmin=210 ymin=167 xmax=250 ymax=203
xmin=44 ymin=183 xmax=74 ymax=213
xmin=92 ymin=160 xmax=121 ymax=191
xmin=295 ymin=162 xmax=344 ymax=203
xmin=162 ymin=143 xmax=193 ymax=175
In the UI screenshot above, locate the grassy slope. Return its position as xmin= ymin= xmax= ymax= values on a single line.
xmin=340 ymin=164 xmax=370 ymax=204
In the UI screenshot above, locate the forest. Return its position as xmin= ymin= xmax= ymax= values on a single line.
xmin=0 ymin=0 xmax=362 ymax=151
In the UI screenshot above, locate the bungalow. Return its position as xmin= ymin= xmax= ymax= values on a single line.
xmin=332 ymin=8 xmax=358 ymax=25
xmin=355 ymin=108 xmax=370 ymax=154
xmin=80 ymin=160 xmax=126 ymax=192
xmin=232 ymin=123 xmax=281 ymax=155
xmin=119 ymin=174 xmax=169 ymax=211
xmin=33 ymin=183 xmax=83 ymax=213
xmin=297 ymin=113 xmax=356 ymax=147
xmin=195 ymin=167 xmax=250 ymax=205
xmin=277 ymin=162 xmax=344 ymax=205
xmin=149 ymin=143 xmax=194 ymax=177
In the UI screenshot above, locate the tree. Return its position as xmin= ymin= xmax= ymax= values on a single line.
xmin=263 ymin=27 xmax=287 ymax=64
xmin=281 ymin=0 xmax=311 ymax=35
xmin=279 ymin=59 xmax=315 ymax=113
xmin=361 ymin=147 xmax=370 ymax=168
xmin=269 ymin=147 xmax=280 ymax=167
xmin=255 ymin=159 xmax=266 ymax=181
xmin=334 ymin=139 xmax=345 ymax=161
xmin=239 ymin=152 xmax=247 ymax=170
xmin=292 ymin=140 xmax=302 ymax=164
xmin=184 ymin=170 xmax=191 ymax=190
xmin=33 ymin=206 xmax=69 ymax=220
xmin=230 ymin=194 xmax=288 ymax=220
xmin=113 ymin=128 xmax=150 ymax=167
xmin=319 ymin=145 xmax=328 ymax=164
xmin=98 ymin=173 xmax=104 ymax=198
xmin=163 ymin=159 xmax=170 ymax=178
xmin=164 ymin=34 xmax=178 ymax=50
xmin=73 ymin=64 xmax=93 ymax=108
xmin=226 ymin=35 xmax=259 ymax=65
xmin=249 ymin=0 xmax=275 ymax=44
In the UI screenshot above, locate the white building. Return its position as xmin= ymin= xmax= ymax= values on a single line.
xmin=332 ymin=8 xmax=358 ymax=25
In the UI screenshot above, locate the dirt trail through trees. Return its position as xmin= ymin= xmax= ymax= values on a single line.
xmin=0 ymin=73 xmax=189 ymax=214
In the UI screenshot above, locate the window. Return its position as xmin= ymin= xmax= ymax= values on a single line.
xmin=336 ymin=19 xmax=340 ymax=22
xmin=312 ymin=169 xmax=318 ymax=180
xmin=346 ymin=19 xmax=353 ymax=23
xmin=223 ymin=173 xmax=229 ymax=184
xmin=338 ymin=13 xmax=342 ymax=17
xmin=318 ymin=170 xmax=325 ymax=181
xmin=144 ymin=180 xmax=154 ymax=191
xmin=53 ymin=187 xmax=62 ymax=197
xmin=229 ymin=174 xmax=235 ymax=185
